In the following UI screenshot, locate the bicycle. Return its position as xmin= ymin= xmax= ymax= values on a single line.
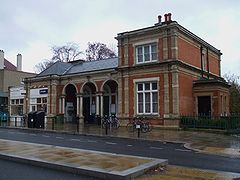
xmin=102 ymin=115 xmax=120 ymax=129
xmin=126 ymin=116 xmax=153 ymax=133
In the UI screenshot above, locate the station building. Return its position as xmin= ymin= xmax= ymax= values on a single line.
xmin=24 ymin=14 xmax=230 ymax=127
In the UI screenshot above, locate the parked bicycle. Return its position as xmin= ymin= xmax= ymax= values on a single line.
xmin=126 ymin=116 xmax=153 ymax=133
xmin=102 ymin=114 xmax=120 ymax=129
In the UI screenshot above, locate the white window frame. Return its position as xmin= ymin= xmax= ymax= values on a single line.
xmin=136 ymin=81 xmax=158 ymax=115
xmin=136 ymin=43 xmax=157 ymax=64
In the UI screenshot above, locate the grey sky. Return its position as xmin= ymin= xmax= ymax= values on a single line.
xmin=0 ymin=0 xmax=239 ymax=76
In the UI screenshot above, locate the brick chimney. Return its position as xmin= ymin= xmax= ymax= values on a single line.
xmin=0 ymin=50 xmax=4 ymax=70
xmin=17 ymin=53 xmax=22 ymax=71
xmin=164 ymin=13 xmax=172 ymax=23
xmin=155 ymin=15 xmax=162 ymax=25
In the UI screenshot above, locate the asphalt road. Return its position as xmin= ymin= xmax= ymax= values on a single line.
xmin=0 ymin=127 xmax=240 ymax=174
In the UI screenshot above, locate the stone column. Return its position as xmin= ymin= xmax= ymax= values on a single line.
xmin=100 ymin=94 xmax=103 ymax=117
xmin=171 ymin=28 xmax=178 ymax=60
xmin=171 ymin=65 xmax=179 ymax=117
xmin=124 ymin=77 xmax=129 ymax=117
xmin=59 ymin=97 xmax=62 ymax=114
xmin=79 ymin=95 xmax=84 ymax=124
xmin=51 ymin=80 xmax=57 ymax=115
xmin=124 ymin=39 xmax=129 ymax=66
xmin=62 ymin=96 xmax=65 ymax=114
xmin=163 ymin=30 xmax=168 ymax=60
xmin=164 ymin=73 xmax=170 ymax=118
xmin=117 ymin=75 xmax=122 ymax=117
xmin=96 ymin=94 xmax=100 ymax=115
xmin=76 ymin=95 xmax=80 ymax=116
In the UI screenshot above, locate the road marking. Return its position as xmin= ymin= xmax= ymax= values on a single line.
xmin=127 ymin=144 xmax=133 ymax=147
xmin=56 ymin=136 xmax=64 ymax=139
xmin=88 ymin=140 xmax=97 ymax=143
xmin=70 ymin=139 xmax=83 ymax=142
xmin=175 ymin=148 xmax=191 ymax=152
xmin=105 ymin=142 xmax=117 ymax=145
xmin=42 ymin=135 xmax=50 ymax=138
xmin=150 ymin=146 xmax=163 ymax=150
xmin=8 ymin=131 xmax=15 ymax=134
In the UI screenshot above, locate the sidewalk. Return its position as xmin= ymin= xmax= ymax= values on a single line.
xmin=0 ymin=138 xmax=166 ymax=180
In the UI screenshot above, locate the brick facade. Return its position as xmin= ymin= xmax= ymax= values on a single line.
xmin=24 ymin=13 xmax=230 ymax=127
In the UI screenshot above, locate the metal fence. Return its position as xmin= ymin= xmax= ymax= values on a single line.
xmin=180 ymin=114 xmax=240 ymax=130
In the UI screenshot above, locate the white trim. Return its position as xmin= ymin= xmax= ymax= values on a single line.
xmin=133 ymin=39 xmax=158 ymax=46
xmin=136 ymin=81 xmax=159 ymax=115
xmin=134 ymin=77 xmax=159 ymax=83
xmin=135 ymin=43 xmax=158 ymax=64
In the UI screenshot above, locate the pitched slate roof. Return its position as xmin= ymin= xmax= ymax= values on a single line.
xmin=37 ymin=57 xmax=118 ymax=77
xmin=67 ymin=58 xmax=118 ymax=75
xmin=37 ymin=61 xmax=72 ymax=77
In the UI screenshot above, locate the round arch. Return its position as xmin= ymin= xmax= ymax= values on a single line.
xmin=62 ymin=83 xmax=78 ymax=95
xmin=80 ymin=81 xmax=98 ymax=94
xmin=81 ymin=82 xmax=97 ymax=124
xmin=64 ymin=84 xmax=77 ymax=123
xmin=102 ymin=80 xmax=118 ymax=116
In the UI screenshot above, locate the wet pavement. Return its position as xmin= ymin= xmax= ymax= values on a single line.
xmin=5 ymin=121 xmax=240 ymax=157
xmin=44 ymin=123 xmax=240 ymax=158
xmin=1 ymin=122 xmax=240 ymax=179
xmin=0 ymin=138 xmax=166 ymax=179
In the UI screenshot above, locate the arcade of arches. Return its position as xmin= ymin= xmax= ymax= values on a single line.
xmin=58 ymin=80 xmax=118 ymax=124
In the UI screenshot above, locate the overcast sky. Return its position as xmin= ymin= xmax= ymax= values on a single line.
xmin=0 ymin=0 xmax=239 ymax=77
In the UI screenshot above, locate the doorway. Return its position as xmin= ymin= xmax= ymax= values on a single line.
xmin=198 ymin=96 xmax=211 ymax=117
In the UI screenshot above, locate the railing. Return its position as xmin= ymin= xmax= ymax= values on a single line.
xmin=180 ymin=114 xmax=240 ymax=130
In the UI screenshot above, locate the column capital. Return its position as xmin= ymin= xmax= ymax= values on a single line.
xmin=76 ymin=93 xmax=84 ymax=97
xmin=96 ymin=91 xmax=104 ymax=96
xmin=60 ymin=94 xmax=66 ymax=98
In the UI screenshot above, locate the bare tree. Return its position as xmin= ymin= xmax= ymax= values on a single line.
xmin=224 ymin=73 xmax=240 ymax=114
xmin=51 ymin=42 xmax=82 ymax=62
xmin=34 ymin=42 xmax=82 ymax=73
xmin=85 ymin=42 xmax=117 ymax=61
xmin=34 ymin=59 xmax=55 ymax=73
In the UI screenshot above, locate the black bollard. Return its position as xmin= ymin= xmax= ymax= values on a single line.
xmin=136 ymin=124 xmax=141 ymax=138
xmin=52 ymin=117 xmax=55 ymax=130
xmin=76 ymin=117 xmax=79 ymax=133
xmin=15 ymin=117 xmax=17 ymax=127
xmin=105 ymin=121 xmax=108 ymax=135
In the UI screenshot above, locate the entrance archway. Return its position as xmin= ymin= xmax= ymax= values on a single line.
xmin=82 ymin=82 xmax=97 ymax=123
xmin=65 ymin=84 xmax=77 ymax=123
xmin=102 ymin=80 xmax=118 ymax=116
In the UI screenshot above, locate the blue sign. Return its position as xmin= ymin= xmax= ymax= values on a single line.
xmin=39 ymin=89 xmax=48 ymax=94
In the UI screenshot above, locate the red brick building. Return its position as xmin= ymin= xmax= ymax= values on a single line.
xmin=24 ymin=13 xmax=230 ymax=127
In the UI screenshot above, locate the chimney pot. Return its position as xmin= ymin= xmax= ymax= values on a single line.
xmin=0 ymin=49 xmax=4 ymax=70
xmin=17 ymin=53 xmax=22 ymax=71
xmin=168 ymin=13 xmax=172 ymax=22
xmin=164 ymin=14 xmax=168 ymax=22
xmin=158 ymin=15 xmax=162 ymax=24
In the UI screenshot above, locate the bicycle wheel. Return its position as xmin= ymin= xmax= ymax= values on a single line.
xmin=148 ymin=122 xmax=153 ymax=132
xmin=141 ymin=123 xmax=149 ymax=133
xmin=102 ymin=119 xmax=107 ymax=129
xmin=126 ymin=123 xmax=135 ymax=132
xmin=114 ymin=118 xmax=120 ymax=129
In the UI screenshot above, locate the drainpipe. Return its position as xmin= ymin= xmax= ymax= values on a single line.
xmin=207 ymin=48 xmax=210 ymax=79
xmin=200 ymin=46 xmax=203 ymax=78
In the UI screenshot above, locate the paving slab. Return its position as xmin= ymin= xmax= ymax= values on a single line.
xmin=0 ymin=139 xmax=167 ymax=180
